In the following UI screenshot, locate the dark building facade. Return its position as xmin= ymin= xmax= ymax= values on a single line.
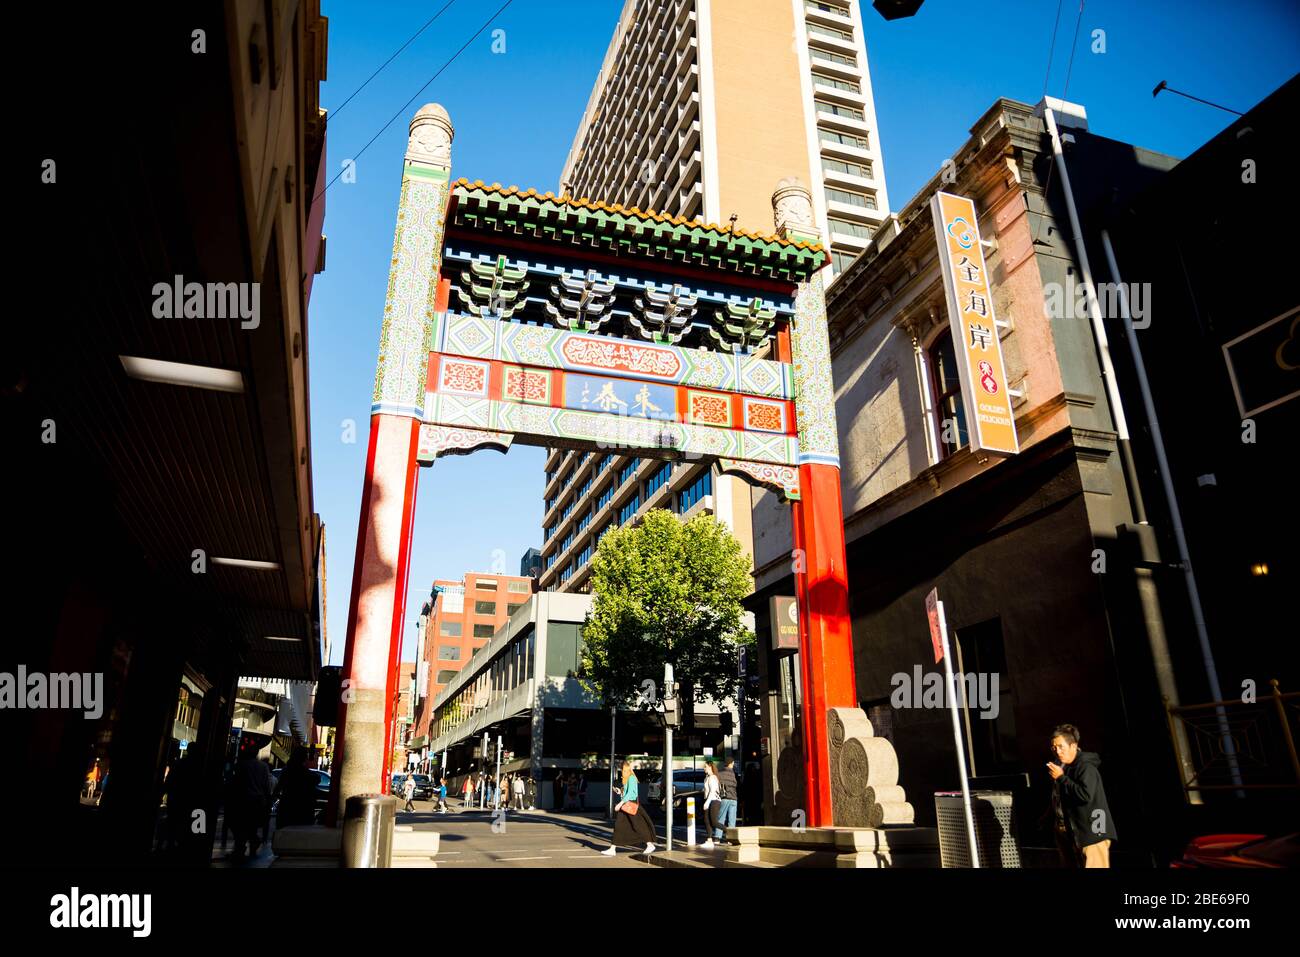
xmin=8 ymin=1 xmax=329 ymax=864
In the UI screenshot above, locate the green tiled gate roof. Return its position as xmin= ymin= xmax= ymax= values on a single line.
xmin=448 ymin=179 xmax=827 ymax=283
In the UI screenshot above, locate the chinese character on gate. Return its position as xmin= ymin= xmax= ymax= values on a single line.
xmin=968 ymin=322 xmax=993 ymax=351
xmin=593 ymin=381 xmax=628 ymax=412
xmin=633 ymin=384 xmax=661 ymax=417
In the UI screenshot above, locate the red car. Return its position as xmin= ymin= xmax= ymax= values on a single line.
xmin=1171 ymin=832 xmax=1300 ymax=868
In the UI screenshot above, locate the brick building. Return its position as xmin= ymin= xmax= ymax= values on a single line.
xmin=409 ymin=572 xmax=535 ymax=756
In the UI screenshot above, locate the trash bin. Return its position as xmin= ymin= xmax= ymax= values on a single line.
xmin=934 ymin=790 xmax=1021 ymax=868
xmin=341 ymin=794 xmax=396 ymax=868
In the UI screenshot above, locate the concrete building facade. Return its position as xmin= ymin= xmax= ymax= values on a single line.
xmin=410 ymin=572 xmax=536 ymax=747
xmin=561 ymin=0 xmax=891 ymax=276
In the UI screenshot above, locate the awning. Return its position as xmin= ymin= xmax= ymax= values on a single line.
xmin=408 ymin=736 xmax=427 ymax=750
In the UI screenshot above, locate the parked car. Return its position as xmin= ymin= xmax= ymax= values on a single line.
xmin=270 ymin=768 xmax=331 ymax=823
xmin=645 ymin=769 xmax=707 ymax=810
xmin=1170 ymin=832 xmax=1299 ymax=868
xmin=390 ymin=772 xmax=434 ymax=801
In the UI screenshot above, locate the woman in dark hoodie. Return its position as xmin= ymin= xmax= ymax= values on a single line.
xmin=1048 ymin=723 xmax=1117 ymax=867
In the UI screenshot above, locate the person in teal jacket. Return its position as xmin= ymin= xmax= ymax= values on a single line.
xmin=602 ymin=760 xmax=657 ymax=856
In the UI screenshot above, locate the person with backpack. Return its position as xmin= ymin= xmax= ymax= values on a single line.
xmin=715 ymin=757 xmax=739 ymax=844
xmin=436 ymin=777 xmax=449 ymax=813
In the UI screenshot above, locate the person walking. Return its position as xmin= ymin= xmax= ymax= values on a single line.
xmin=1048 ymin=723 xmax=1117 ymax=868
xmin=553 ymin=769 xmax=566 ymax=811
xmin=273 ymin=747 xmax=317 ymax=828
xmin=512 ymin=773 xmax=526 ymax=810
xmin=699 ymin=761 xmax=722 ymax=850
xmin=715 ymin=757 xmax=739 ymax=844
xmin=462 ymin=774 xmax=474 ymax=811
xmin=601 ymin=760 xmax=657 ymax=856
xmin=577 ymin=774 xmax=588 ymax=810
xmin=402 ymin=772 xmax=417 ymax=812
xmin=437 ymin=777 xmax=449 ymax=813
xmin=230 ymin=746 xmax=273 ymax=862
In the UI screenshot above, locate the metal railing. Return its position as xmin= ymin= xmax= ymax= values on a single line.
xmin=1165 ymin=680 xmax=1300 ymax=797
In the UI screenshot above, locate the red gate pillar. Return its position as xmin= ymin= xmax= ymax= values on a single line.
xmin=774 ymin=179 xmax=856 ymax=827
xmin=332 ymin=104 xmax=454 ymax=818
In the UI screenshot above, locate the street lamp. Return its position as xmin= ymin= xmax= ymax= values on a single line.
xmin=872 ymin=0 xmax=924 ymax=19
xmin=1151 ymin=80 xmax=1243 ymax=116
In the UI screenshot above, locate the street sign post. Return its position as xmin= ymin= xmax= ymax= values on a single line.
xmin=664 ymin=662 xmax=674 ymax=853
xmin=926 ymin=587 xmax=980 ymax=867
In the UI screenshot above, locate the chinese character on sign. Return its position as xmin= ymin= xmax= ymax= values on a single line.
xmin=956 ymin=256 xmax=981 ymax=284
xmin=593 ymin=382 xmax=628 ymax=412
xmin=633 ymin=384 xmax=661 ymax=417
xmin=968 ymin=322 xmax=993 ymax=351
xmin=964 ymin=290 xmax=988 ymax=317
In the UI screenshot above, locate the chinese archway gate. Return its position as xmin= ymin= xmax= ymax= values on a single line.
xmin=331 ymin=104 xmax=913 ymax=831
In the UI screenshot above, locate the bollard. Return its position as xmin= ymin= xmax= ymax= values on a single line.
xmin=341 ymin=793 xmax=396 ymax=868
xmin=686 ymin=796 xmax=696 ymax=847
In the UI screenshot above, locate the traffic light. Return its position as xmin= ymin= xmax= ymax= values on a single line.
xmin=663 ymin=694 xmax=680 ymax=728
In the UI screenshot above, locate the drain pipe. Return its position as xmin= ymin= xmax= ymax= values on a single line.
xmin=1041 ymin=99 xmax=1239 ymax=789
xmin=1041 ymin=104 xmax=1149 ymax=521
xmin=1099 ymin=228 xmax=1241 ymax=790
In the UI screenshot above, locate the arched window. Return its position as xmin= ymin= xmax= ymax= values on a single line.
xmin=927 ymin=328 xmax=968 ymax=459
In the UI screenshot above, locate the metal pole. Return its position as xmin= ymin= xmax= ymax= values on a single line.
xmin=1098 ymin=228 xmax=1241 ymax=790
xmin=665 ymin=723 xmax=673 ymax=852
xmin=608 ymin=706 xmax=616 ymax=819
xmin=1041 ymin=105 xmax=1150 ymax=522
xmin=664 ymin=662 xmax=674 ymax=852
xmin=495 ymin=734 xmax=502 ymax=810
xmin=480 ymin=732 xmax=487 ymax=809
xmin=936 ymin=598 xmax=979 ymax=868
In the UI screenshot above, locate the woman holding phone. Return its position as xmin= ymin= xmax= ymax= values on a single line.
xmin=601 ymin=760 xmax=657 ymax=856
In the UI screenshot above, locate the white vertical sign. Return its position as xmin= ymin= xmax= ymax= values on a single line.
xmin=926 ymin=587 xmax=980 ymax=868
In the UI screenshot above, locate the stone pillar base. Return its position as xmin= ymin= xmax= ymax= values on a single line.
xmin=828 ymin=707 xmax=915 ymax=827
xmin=338 ymin=687 xmax=386 ymax=811
xmin=726 ymin=825 xmax=940 ymax=868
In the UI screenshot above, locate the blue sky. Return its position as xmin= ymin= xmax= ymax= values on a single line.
xmin=308 ymin=0 xmax=1299 ymax=664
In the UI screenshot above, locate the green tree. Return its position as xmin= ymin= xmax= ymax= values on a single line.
xmin=579 ymin=508 xmax=755 ymax=711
